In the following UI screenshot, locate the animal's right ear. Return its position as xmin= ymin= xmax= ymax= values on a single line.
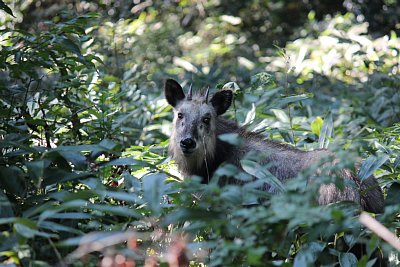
xmin=210 ymin=90 xmax=233 ymax=115
xmin=165 ymin=79 xmax=185 ymax=107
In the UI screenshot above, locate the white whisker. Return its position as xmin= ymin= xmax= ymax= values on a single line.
xmin=202 ymin=135 xmax=210 ymax=183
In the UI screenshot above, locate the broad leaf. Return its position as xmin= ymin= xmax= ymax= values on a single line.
xmin=294 ymin=242 xmax=326 ymax=267
xmin=339 ymin=252 xmax=358 ymax=267
xmin=0 ymin=0 xmax=14 ymax=17
xmin=241 ymin=159 xmax=285 ymax=192
xmin=218 ymin=133 xmax=243 ymax=146
xmin=358 ymin=153 xmax=390 ymax=180
xmin=319 ymin=113 xmax=333 ymax=149
xmin=142 ymin=173 xmax=166 ymax=216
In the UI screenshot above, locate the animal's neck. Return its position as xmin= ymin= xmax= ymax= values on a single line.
xmin=183 ymin=139 xmax=236 ymax=183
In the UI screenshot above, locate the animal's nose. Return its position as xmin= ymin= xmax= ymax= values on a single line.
xmin=180 ymin=138 xmax=196 ymax=149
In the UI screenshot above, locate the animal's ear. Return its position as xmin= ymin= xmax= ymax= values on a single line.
xmin=165 ymin=79 xmax=185 ymax=107
xmin=210 ymin=90 xmax=233 ymax=115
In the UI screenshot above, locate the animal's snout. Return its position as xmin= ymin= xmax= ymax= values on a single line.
xmin=180 ymin=138 xmax=196 ymax=152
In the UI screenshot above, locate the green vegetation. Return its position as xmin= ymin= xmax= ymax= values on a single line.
xmin=0 ymin=0 xmax=399 ymax=266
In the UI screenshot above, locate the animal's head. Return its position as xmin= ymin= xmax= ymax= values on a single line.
xmin=165 ymin=79 xmax=232 ymax=164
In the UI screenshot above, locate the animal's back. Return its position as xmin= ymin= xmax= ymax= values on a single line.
xmin=241 ymin=134 xmax=384 ymax=213
xmin=164 ymin=78 xmax=384 ymax=213
xmin=218 ymin=121 xmax=384 ymax=213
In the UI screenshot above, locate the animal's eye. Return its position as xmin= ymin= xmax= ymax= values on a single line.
xmin=177 ymin=113 xmax=183 ymax=119
xmin=202 ymin=117 xmax=211 ymax=124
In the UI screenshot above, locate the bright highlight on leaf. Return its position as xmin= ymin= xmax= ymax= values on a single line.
xmin=0 ymin=1 xmax=398 ymax=266
xmin=311 ymin=116 xmax=324 ymax=136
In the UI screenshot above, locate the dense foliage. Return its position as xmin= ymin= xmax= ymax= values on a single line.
xmin=0 ymin=0 xmax=399 ymax=266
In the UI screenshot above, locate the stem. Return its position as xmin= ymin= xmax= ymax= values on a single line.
xmin=47 ymin=237 xmax=66 ymax=267
xmin=284 ymin=52 xmax=296 ymax=145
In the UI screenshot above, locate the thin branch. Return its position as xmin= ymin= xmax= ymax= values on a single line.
xmin=359 ymin=212 xmax=400 ymax=251
xmin=47 ymin=237 xmax=66 ymax=267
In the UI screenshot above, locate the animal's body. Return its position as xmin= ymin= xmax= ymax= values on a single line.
xmin=164 ymin=79 xmax=384 ymax=213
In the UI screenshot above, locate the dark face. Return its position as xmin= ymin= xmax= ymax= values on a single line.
xmin=164 ymin=79 xmax=233 ymax=161
xmin=172 ymin=98 xmax=216 ymax=156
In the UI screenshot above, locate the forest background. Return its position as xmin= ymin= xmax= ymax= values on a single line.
xmin=0 ymin=0 xmax=399 ymax=266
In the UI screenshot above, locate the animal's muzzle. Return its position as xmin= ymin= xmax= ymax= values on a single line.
xmin=180 ymin=138 xmax=196 ymax=154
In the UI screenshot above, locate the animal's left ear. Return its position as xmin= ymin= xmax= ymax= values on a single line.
xmin=210 ymin=90 xmax=233 ymax=115
xmin=165 ymin=79 xmax=185 ymax=107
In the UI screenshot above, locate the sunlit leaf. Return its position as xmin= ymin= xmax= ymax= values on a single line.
xmin=319 ymin=113 xmax=333 ymax=149
xmin=275 ymin=93 xmax=313 ymax=107
xmin=358 ymin=153 xmax=390 ymax=180
xmin=271 ymin=109 xmax=289 ymax=123
xmin=222 ymin=81 xmax=240 ymax=91
xmin=251 ymin=72 xmax=275 ymax=89
xmin=311 ymin=116 xmax=324 ymax=136
xmin=241 ymin=159 xmax=285 ymax=192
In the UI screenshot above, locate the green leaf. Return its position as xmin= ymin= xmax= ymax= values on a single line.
xmin=339 ymin=252 xmax=357 ymax=267
xmin=57 ymin=37 xmax=82 ymax=57
xmin=241 ymin=159 xmax=285 ymax=192
xmin=39 ymin=211 xmax=92 ymax=221
xmin=103 ymin=157 xmax=151 ymax=167
xmin=222 ymin=81 xmax=240 ymax=91
xmin=102 ymin=190 xmax=144 ymax=205
xmin=163 ymin=208 xmax=223 ymax=225
xmin=358 ymin=153 xmax=390 ymax=180
xmin=0 ymin=166 xmax=26 ymax=196
xmin=142 ymin=173 xmax=166 ymax=216
xmin=394 ymin=155 xmax=400 ymax=169
xmin=0 ymin=191 xmax=14 ymax=218
xmin=88 ymin=204 xmax=141 ymax=218
xmin=247 ymin=247 xmax=267 ymax=265
xmin=294 ymin=242 xmax=325 ymax=267
xmin=89 ymin=139 xmax=119 ymax=160
xmin=14 ymin=223 xmax=36 ymax=238
xmin=122 ymin=172 xmax=142 ymax=190
xmin=14 ymin=223 xmax=55 ymax=239
xmin=250 ymin=72 xmax=275 ymax=89
xmin=39 ymin=221 xmax=82 ymax=234
xmin=58 ymin=231 xmax=129 ymax=247
xmin=271 ymin=109 xmax=290 ymax=123
xmin=42 ymin=168 xmax=92 ymax=186
xmin=41 ymin=148 xmax=90 ymax=171
xmin=0 ymin=0 xmax=15 ymax=17
xmin=57 ymin=150 xmax=87 ymax=170
xmin=318 ymin=113 xmax=333 ymax=149
xmin=275 ymin=93 xmax=313 ymax=106
xmin=0 ymin=217 xmax=16 ymax=225
xmin=311 ymin=116 xmax=323 ymax=136
xmin=218 ymin=133 xmax=243 ymax=146
xmin=385 ymin=182 xmax=400 ymax=206
xmin=26 ymin=160 xmax=50 ymax=187
xmin=220 ymin=186 xmax=243 ymax=205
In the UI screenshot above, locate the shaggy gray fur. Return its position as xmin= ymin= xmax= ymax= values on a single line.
xmin=165 ymin=79 xmax=384 ymax=213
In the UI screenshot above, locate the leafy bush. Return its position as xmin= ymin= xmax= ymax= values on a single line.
xmin=0 ymin=1 xmax=399 ymax=266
